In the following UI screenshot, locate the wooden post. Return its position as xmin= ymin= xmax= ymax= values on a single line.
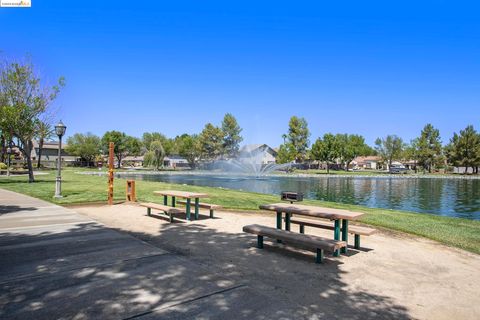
xmin=126 ymin=180 xmax=136 ymax=202
xmin=108 ymin=142 xmax=114 ymax=205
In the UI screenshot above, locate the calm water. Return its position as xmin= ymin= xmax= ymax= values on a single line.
xmin=119 ymin=173 xmax=480 ymax=220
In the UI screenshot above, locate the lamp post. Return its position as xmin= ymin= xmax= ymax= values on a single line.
xmin=54 ymin=120 xmax=67 ymax=198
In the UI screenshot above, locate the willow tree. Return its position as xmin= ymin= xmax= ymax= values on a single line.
xmin=0 ymin=59 xmax=64 ymax=182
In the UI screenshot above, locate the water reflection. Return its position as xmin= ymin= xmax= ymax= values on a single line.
xmin=121 ymin=173 xmax=480 ymax=220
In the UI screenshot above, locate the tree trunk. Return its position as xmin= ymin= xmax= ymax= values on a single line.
xmin=326 ymin=163 xmax=330 ymax=174
xmin=37 ymin=138 xmax=44 ymax=169
xmin=23 ymin=140 xmax=35 ymax=183
xmin=116 ymin=155 xmax=122 ymax=168
xmin=345 ymin=161 xmax=350 ymax=172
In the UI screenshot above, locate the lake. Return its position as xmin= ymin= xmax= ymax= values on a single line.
xmin=118 ymin=172 xmax=480 ymax=220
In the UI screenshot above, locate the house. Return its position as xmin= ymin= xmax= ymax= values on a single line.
xmin=351 ymin=156 xmax=382 ymax=170
xmin=121 ymin=156 xmax=144 ymax=167
xmin=238 ymin=144 xmax=277 ymax=164
xmin=31 ymin=140 xmax=77 ymax=166
xmin=164 ymin=155 xmax=190 ymax=168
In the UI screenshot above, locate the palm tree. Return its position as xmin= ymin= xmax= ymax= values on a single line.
xmin=36 ymin=121 xmax=54 ymax=169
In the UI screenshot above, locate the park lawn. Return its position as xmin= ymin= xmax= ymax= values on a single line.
xmin=1 ymin=168 xmax=479 ymax=254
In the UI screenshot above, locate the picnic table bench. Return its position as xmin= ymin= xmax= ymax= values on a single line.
xmin=176 ymin=200 xmax=221 ymax=218
xmin=243 ymin=224 xmax=346 ymax=263
xmin=153 ymin=190 xmax=208 ymax=221
xmin=259 ymin=203 xmax=364 ymax=256
xmin=139 ymin=202 xmax=184 ymax=222
xmin=290 ymin=217 xmax=376 ymax=249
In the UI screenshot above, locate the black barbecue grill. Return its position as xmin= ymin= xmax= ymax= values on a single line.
xmin=281 ymin=191 xmax=304 ymax=203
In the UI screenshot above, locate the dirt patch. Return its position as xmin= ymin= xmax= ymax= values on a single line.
xmin=74 ymin=203 xmax=480 ymax=320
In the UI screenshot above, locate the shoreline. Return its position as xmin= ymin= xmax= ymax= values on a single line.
xmin=79 ymin=169 xmax=480 ymax=180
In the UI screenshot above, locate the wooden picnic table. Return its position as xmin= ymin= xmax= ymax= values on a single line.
xmin=259 ymin=203 xmax=364 ymax=256
xmin=154 ymin=190 xmax=208 ymax=221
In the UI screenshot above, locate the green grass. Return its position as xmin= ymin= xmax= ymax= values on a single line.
xmin=1 ymin=168 xmax=479 ymax=254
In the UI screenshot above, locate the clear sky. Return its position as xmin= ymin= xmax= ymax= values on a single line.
xmin=1 ymin=1 xmax=479 ymax=147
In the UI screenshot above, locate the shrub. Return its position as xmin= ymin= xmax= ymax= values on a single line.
xmin=0 ymin=162 xmax=7 ymax=170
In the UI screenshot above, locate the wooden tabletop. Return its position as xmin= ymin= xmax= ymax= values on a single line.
xmin=154 ymin=190 xmax=208 ymax=198
xmin=259 ymin=203 xmax=364 ymax=220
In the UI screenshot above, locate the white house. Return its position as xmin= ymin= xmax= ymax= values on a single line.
xmin=351 ymin=156 xmax=382 ymax=170
xmin=238 ymin=144 xmax=277 ymax=164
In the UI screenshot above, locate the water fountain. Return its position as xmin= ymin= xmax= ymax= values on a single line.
xmin=213 ymin=147 xmax=293 ymax=177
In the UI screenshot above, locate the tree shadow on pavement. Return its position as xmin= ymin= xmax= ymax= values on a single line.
xmin=0 ymin=219 xmax=412 ymax=319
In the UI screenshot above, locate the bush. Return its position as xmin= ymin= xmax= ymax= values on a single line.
xmin=0 ymin=162 xmax=7 ymax=170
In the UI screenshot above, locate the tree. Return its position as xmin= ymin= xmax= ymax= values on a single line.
xmin=35 ymin=120 xmax=54 ymax=169
xmin=336 ymin=134 xmax=371 ymax=171
xmin=0 ymin=58 xmax=65 ymax=182
xmin=276 ymin=143 xmax=295 ymax=164
xmin=283 ymin=116 xmax=310 ymax=162
xmin=101 ymin=131 xmax=140 ymax=168
xmin=374 ymin=135 xmax=404 ymax=168
xmin=66 ymin=133 xmax=101 ymax=166
xmin=144 ymin=140 xmax=165 ymax=170
xmin=199 ymin=123 xmax=224 ymax=160
xmin=310 ymin=133 xmax=339 ymax=173
xmin=177 ymin=134 xmax=202 ymax=169
xmin=416 ymin=124 xmax=443 ymax=173
xmin=445 ymin=125 xmax=480 ymax=174
xmin=404 ymin=138 xmax=420 ymax=173
xmin=142 ymin=132 xmax=174 ymax=156
xmin=221 ymin=113 xmax=243 ymax=158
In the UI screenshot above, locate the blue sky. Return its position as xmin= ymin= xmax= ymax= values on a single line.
xmin=1 ymin=1 xmax=479 ymax=147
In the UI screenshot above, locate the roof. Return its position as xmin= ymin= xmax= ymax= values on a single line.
xmin=353 ymin=156 xmax=382 ymax=164
xmin=32 ymin=140 xmax=69 ymax=149
xmin=239 ymin=144 xmax=278 ymax=156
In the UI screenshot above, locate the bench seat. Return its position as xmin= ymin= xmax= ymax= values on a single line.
xmin=139 ymin=202 xmax=184 ymax=222
xmin=289 ymin=217 xmax=376 ymax=249
xmin=243 ymin=224 xmax=346 ymax=263
xmin=177 ymin=200 xmax=222 ymax=218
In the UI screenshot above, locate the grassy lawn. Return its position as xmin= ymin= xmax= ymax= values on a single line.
xmin=1 ymin=168 xmax=479 ymax=254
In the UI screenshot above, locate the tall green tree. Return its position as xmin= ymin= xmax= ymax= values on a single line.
xmin=142 ymin=132 xmax=174 ymax=156
xmin=445 ymin=125 xmax=480 ymax=174
xmin=416 ymin=124 xmax=443 ymax=173
xmin=374 ymin=135 xmax=404 ymax=168
xmin=336 ymin=134 xmax=371 ymax=171
xmin=143 ymin=140 xmax=165 ymax=170
xmin=0 ymin=59 xmax=65 ymax=182
xmin=276 ymin=143 xmax=295 ymax=164
xmin=102 ymin=131 xmax=140 ymax=168
xmin=35 ymin=120 xmax=54 ymax=169
xmin=199 ymin=123 xmax=224 ymax=160
xmin=66 ymin=133 xmax=101 ymax=166
xmin=284 ymin=116 xmax=310 ymax=162
xmin=177 ymin=134 xmax=202 ymax=169
xmin=404 ymin=138 xmax=420 ymax=173
xmin=221 ymin=113 xmax=243 ymax=158
xmin=310 ymin=133 xmax=340 ymax=173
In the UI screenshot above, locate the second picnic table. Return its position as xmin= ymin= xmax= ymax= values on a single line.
xmin=154 ymin=190 xmax=208 ymax=221
xmin=259 ymin=203 xmax=364 ymax=256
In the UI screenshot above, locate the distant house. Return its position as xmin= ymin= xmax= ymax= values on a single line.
xmin=164 ymin=155 xmax=189 ymax=168
xmin=239 ymin=144 xmax=277 ymax=164
xmin=351 ymin=156 xmax=382 ymax=170
xmin=121 ymin=156 xmax=144 ymax=167
xmin=31 ymin=140 xmax=77 ymax=166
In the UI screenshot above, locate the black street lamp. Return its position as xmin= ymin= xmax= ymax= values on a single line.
xmin=54 ymin=120 xmax=67 ymax=198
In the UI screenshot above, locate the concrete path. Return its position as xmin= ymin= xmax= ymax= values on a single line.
xmin=0 ymin=189 xmax=289 ymax=319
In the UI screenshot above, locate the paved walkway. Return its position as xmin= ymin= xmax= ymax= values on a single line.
xmin=0 ymin=189 xmax=287 ymax=319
